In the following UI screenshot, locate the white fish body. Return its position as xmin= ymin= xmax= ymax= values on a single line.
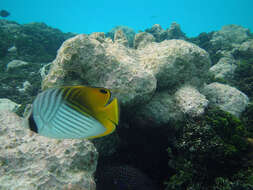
xmin=30 ymin=88 xmax=106 ymax=139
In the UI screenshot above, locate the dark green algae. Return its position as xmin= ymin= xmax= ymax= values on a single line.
xmin=165 ymin=106 xmax=253 ymax=190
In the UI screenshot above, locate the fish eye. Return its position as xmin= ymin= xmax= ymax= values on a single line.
xmin=99 ymin=89 xmax=108 ymax=94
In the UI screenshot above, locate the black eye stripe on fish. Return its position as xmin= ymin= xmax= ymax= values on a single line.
xmin=28 ymin=113 xmax=38 ymax=133
xmin=25 ymin=85 xmax=119 ymax=139
xmin=100 ymin=89 xmax=108 ymax=94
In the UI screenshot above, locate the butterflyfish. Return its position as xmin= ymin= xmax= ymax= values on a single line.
xmin=24 ymin=86 xmax=119 ymax=139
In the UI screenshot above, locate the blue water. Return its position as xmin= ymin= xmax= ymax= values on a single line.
xmin=2 ymin=0 xmax=253 ymax=37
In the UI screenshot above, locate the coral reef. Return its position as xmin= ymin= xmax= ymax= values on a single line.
xmin=209 ymin=57 xmax=237 ymax=80
xmin=0 ymin=111 xmax=97 ymax=190
xmin=1 ymin=20 xmax=253 ymax=189
xmin=165 ymin=107 xmax=252 ymax=190
xmin=0 ymin=20 xmax=20 ymax=58
xmin=0 ymin=58 xmax=42 ymax=116
xmin=189 ymin=24 xmax=252 ymax=64
xmin=134 ymin=32 xmax=155 ymax=49
xmin=145 ymin=22 xmax=186 ymax=42
xmin=235 ymin=39 xmax=253 ymax=58
xmin=105 ymin=25 xmax=135 ymax=47
xmin=202 ymin=82 xmax=249 ymax=117
xmin=6 ymin=59 xmax=29 ymax=71
xmin=0 ymin=98 xmax=20 ymax=111
xmin=114 ymin=29 xmax=129 ymax=47
xmin=175 ymin=86 xmax=209 ymax=117
xmin=42 ymin=34 xmax=211 ymax=109
xmin=0 ymin=20 xmax=74 ymax=115
xmin=0 ymin=20 xmax=74 ymax=62
xmin=232 ymin=58 xmax=253 ymax=98
xmin=134 ymin=91 xmax=182 ymax=126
